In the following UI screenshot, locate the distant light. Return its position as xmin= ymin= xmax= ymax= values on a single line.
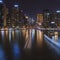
xmin=0 ymin=0 xmax=3 ymax=3
xmin=14 ymin=5 xmax=19 ymax=8
xmin=51 ymin=22 xmax=55 ymax=24
xmin=25 ymin=16 xmax=28 ymax=19
xmin=47 ymin=13 xmax=50 ymax=15
xmin=56 ymin=10 xmax=60 ymax=13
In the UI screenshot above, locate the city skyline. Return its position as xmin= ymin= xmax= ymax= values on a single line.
xmin=0 ymin=1 xmax=60 ymax=60
xmin=4 ymin=0 xmax=60 ymax=19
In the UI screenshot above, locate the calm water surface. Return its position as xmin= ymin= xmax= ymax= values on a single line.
xmin=0 ymin=29 xmax=60 ymax=60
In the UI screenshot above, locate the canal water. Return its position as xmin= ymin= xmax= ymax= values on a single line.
xmin=0 ymin=29 xmax=60 ymax=60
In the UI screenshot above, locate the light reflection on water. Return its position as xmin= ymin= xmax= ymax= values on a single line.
xmin=0 ymin=45 xmax=6 ymax=60
xmin=1 ymin=29 xmax=60 ymax=59
xmin=1 ymin=31 xmax=4 ymax=42
xmin=5 ymin=31 xmax=8 ymax=37
xmin=11 ymin=42 xmax=21 ymax=60
xmin=15 ymin=30 xmax=20 ymax=42
xmin=1 ymin=29 xmax=43 ymax=49
xmin=9 ymin=31 xmax=12 ymax=42
xmin=31 ymin=29 xmax=35 ymax=42
xmin=37 ymin=30 xmax=43 ymax=47
xmin=24 ymin=29 xmax=36 ymax=49
xmin=44 ymin=35 xmax=60 ymax=55
xmin=22 ymin=29 xmax=26 ymax=37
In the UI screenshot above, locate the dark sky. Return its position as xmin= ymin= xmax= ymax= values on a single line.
xmin=4 ymin=0 xmax=60 ymax=19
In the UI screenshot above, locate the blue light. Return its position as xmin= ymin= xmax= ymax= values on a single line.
xmin=12 ymin=43 xmax=21 ymax=59
xmin=0 ymin=45 xmax=6 ymax=60
xmin=44 ymin=35 xmax=60 ymax=55
xmin=0 ymin=0 xmax=3 ymax=3
xmin=14 ymin=5 xmax=19 ymax=8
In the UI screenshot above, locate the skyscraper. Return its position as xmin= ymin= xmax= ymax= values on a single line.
xmin=11 ymin=4 xmax=27 ymax=27
xmin=56 ymin=10 xmax=60 ymax=28
xmin=3 ymin=4 xmax=8 ymax=27
xmin=43 ymin=9 xmax=50 ymax=28
xmin=50 ymin=13 xmax=57 ymax=28
xmin=6 ymin=12 xmax=12 ymax=27
xmin=0 ymin=0 xmax=4 ymax=27
xmin=11 ymin=4 xmax=20 ymax=27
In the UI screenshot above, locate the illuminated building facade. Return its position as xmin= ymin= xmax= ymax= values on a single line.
xmin=3 ymin=5 xmax=8 ymax=27
xmin=37 ymin=14 xmax=43 ymax=26
xmin=11 ymin=4 xmax=20 ymax=27
xmin=11 ymin=4 xmax=27 ymax=27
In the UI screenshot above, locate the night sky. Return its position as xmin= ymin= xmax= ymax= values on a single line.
xmin=4 ymin=0 xmax=60 ymax=19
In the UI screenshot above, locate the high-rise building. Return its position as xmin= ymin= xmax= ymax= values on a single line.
xmin=11 ymin=4 xmax=20 ymax=27
xmin=11 ymin=4 xmax=27 ymax=27
xmin=3 ymin=4 xmax=8 ymax=27
xmin=50 ymin=13 xmax=57 ymax=28
xmin=56 ymin=10 xmax=60 ymax=28
xmin=43 ymin=9 xmax=50 ymax=27
xmin=37 ymin=14 xmax=43 ymax=26
xmin=0 ymin=0 xmax=4 ymax=27
xmin=6 ymin=12 xmax=12 ymax=27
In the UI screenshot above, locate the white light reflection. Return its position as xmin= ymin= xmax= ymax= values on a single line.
xmin=27 ymin=30 xmax=32 ymax=49
xmin=1 ymin=31 xmax=4 ymax=42
xmin=9 ymin=28 xmax=13 ymax=42
xmin=24 ymin=30 xmax=29 ymax=48
xmin=44 ymin=35 xmax=60 ymax=55
xmin=24 ymin=29 xmax=32 ymax=49
xmin=32 ymin=29 xmax=35 ymax=42
xmin=9 ymin=31 xmax=12 ymax=42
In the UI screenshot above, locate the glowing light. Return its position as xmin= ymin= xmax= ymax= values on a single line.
xmin=0 ymin=0 xmax=3 ymax=3
xmin=56 ymin=10 xmax=60 ymax=13
xmin=1 ymin=31 xmax=4 ymax=42
xmin=32 ymin=29 xmax=35 ymax=42
xmin=44 ymin=35 xmax=60 ymax=48
xmin=25 ymin=16 xmax=28 ymax=19
xmin=9 ymin=31 xmax=12 ymax=42
xmin=24 ymin=30 xmax=29 ymax=49
xmin=54 ymin=32 xmax=58 ymax=41
xmin=24 ymin=30 xmax=32 ymax=49
xmin=44 ymin=35 xmax=60 ymax=55
xmin=14 ymin=5 xmax=19 ymax=7
xmin=51 ymin=21 xmax=55 ymax=24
